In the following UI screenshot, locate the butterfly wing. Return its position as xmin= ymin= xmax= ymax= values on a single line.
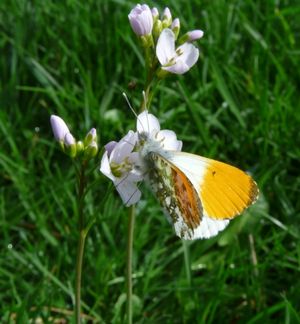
xmin=147 ymin=151 xmax=258 ymax=240
xmin=169 ymin=151 xmax=259 ymax=220
xmin=148 ymin=152 xmax=202 ymax=239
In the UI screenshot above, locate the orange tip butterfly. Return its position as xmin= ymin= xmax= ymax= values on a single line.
xmin=137 ymin=111 xmax=259 ymax=240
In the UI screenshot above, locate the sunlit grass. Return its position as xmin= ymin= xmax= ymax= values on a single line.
xmin=1 ymin=0 xmax=300 ymax=323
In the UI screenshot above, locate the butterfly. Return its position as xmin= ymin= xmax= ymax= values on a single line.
xmin=137 ymin=111 xmax=259 ymax=240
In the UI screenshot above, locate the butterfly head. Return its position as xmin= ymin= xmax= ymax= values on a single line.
xmin=136 ymin=111 xmax=183 ymax=166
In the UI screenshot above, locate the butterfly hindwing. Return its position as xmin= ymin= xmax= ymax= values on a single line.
xmin=147 ymin=152 xmax=203 ymax=239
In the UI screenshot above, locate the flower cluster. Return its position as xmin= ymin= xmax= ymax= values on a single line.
xmin=128 ymin=4 xmax=204 ymax=75
xmin=50 ymin=115 xmax=98 ymax=159
xmin=100 ymin=111 xmax=182 ymax=206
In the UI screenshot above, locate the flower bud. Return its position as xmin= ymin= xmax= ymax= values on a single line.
xmin=171 ymin=18 xmax=180 ymax=39
xmin=178 ymin=30 xmax=204 ymax=44
xmin=76 ymin=141 xmax=84 ymax=155
xmin=84 ymin=128 xmax=97 ymax=146
xmin=151 ymin=7 xmax=159 ymax=22
xmin=50 ymin=115 xmax=70 ymax=142
xmin=128 ymin=4 xmax=153 ymax=36
xmin=64 ymin=133 xmax=76 ymax=157
xmin=84 ymin=142 xmax=98 ymax=159
xmin=162 ymin=7 xmax=172 ymax=28
xmin=153 ymin=19 xmax=163 ymax=40
xmin=187 ymin=30 xmax=204 ymax=41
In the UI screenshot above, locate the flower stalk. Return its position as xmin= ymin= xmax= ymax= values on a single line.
xmin=126 ymin=204 xmax=136 ymax=324
xmin=75 ymin=161 xmax=87 ymax=324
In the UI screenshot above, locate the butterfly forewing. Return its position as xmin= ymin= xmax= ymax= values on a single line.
xmin=169 ymin=152 xmax=259 ymax=220
xmin=148 ymin=152 xmax=203 ymax=239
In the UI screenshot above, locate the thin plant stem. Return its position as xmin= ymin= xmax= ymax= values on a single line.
xmin=75 ymin=229 xmax=86 ymax=323
xmin=75 ymin=161 xmax=87 ymax=324
xmin=126 ymin=204 xmax=135 ymax=324
xmin=182 ymin=240 xmax=192 ymax=286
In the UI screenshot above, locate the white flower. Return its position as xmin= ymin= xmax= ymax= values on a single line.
xmin=137 ymin=110 xmax=182 ymax=160
xmin=100 ymin=130 xmax=144 ymax=206
xmin=156 ymin=28 xmax=199 ymax=74
xmin=50 ymin=115 xmax=70 ymax=141
xmin=128 ymin=4 xmax=153 ymax=36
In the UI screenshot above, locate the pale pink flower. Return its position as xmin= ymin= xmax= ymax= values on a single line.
xmin=128 ymin=4 xmax=153 ymax=36
xmin=156 ymin=28 xmax=199 ymax=74
xmin=100 ymin=131 xmax=144 ymax=206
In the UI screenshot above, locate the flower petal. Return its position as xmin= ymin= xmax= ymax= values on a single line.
xmin=115 ymin=178 xmax=141 ymax=206
xmin=163 ymin=60 xmax=189 ymax=74
xmin=105 ymin=141 xmax=117 ymax=156
xmin=110 ymin=131 xmax=137 ymax=164
xmin=100 ymin=151 xmax=116 ymax=182
xmin=177 ymin=43 xmax=199 ymax=68
xmin=137 ymin=110 xmax=160 ymax=134
xmin=156 ymin=130 xmax=183 ymax=151
xmin=156 ymin=28 xmax=175 ymax=65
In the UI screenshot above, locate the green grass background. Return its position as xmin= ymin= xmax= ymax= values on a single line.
xmin=1 ymin=0 xmax=300 ymax=323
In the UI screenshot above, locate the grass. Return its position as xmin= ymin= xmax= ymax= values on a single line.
xmin=1 ymin=0 xmax=300 ymax=322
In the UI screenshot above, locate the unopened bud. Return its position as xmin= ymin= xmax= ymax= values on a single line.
xmin=50 ymin=115 xmax=70 ymax=142
xmin=151 ymin=7 xmax=159 ymax=22
xmin=162 ymin=7 xmax=172 ymax=28
xmin=153 ymin=19 xmax=163 ymax=40
xmin=84 ymin=142 xmax=98 ymax=159
xmin=128 ymin=4 xmax=153 ymax=36
xmin=178 ymin=30 xmax=204 ymax=44
xmin=171 ymin=18 xmax=180 ymax=39
xmin=64 ymin=133 xmax=76 ymax=157
xmin=76 ymin=141 xmax=84 ymax=155
xmin=187 ymin=30 xmax=204 ymax=41
xmin=84 ymin=128 xmax=97 ymax=146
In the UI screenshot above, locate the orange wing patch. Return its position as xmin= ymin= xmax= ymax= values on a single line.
xmin=200 ymin=159 xmax=259 ymax=219
xmin=148 ymin=152 xmax=202 ymax=234
xmin=171 ymin=165 xmax=202 ymax=229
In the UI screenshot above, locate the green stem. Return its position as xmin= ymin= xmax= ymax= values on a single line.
xmin=75 ymin=230 xmax=86 ymax=323
xmin=183 ymin=240 xmax=191 ymax=286
xmin=126 ymin=205 xmax=135 ymax=324
xmin=75 ymin=161 xmax=87 ymax=324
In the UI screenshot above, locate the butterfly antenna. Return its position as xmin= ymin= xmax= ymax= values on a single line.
xmin=122 ymin=92 xmax=146 ymax=135
xmin=142 ymin=90 xmax=150 ymax=134
xmin=122 ymin=92 xmax=139 ymax=120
